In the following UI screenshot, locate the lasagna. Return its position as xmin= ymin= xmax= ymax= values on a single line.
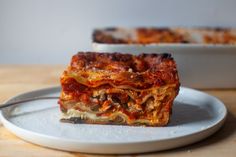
xmin=58 ymin=52 xmax=180 ymax=126
xmin=93 ymin=27 xmax=236 ymax=44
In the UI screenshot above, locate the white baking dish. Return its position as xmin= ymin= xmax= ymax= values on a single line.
xmin=93 ymin=43 xmax=236 ymax=88
xmin=92 ymin=27 xmax=236 ymax=88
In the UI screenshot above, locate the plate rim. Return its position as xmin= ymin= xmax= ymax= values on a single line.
xmin=0 ymin=86 xmax=227 ymax=146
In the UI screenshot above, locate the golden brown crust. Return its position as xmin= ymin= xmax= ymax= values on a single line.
xmin=203 ymin=30 xmax=236 ymax=44
xmin=68 ymin=52 xmax=179 ymax=88
xmin=93 ymin=27 xmax=236 ymax=44
xmin=136 ymin=28 xmax=188 ymax=44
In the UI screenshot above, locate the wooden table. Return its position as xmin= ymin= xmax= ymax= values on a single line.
xmin=0 ymin=65 xmax=235 ymax=157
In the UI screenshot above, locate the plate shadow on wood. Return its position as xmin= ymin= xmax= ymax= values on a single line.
xmin=168 ymin=101 xmax=213 ymax=126
xmin=135 ymin=111 xmax=235 ymax=156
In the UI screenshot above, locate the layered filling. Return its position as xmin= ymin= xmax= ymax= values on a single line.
xmin=59 ymin=75 xmax=178 ymax=126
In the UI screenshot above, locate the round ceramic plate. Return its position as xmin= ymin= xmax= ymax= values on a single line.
xmin=0 ymin=86 xmax=227 ymax=154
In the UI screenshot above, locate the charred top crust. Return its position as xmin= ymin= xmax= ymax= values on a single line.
xmin=71 ymin=52 xmax=174 ymax=72
xmin=75 ymin=51 xmax=172 ymax=59
xmin=62 ymin=53 xmax=180 ymax=90
xmin=68 ymin=52 xmax=179 ymax=88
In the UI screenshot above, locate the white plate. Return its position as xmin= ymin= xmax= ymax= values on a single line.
xmin=0 ymin=86 xmax=227 ymax=154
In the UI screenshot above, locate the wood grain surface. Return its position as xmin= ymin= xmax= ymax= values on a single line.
xmin=0 ymin=65 xmax=235 ymax=157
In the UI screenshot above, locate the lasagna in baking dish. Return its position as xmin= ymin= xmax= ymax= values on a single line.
xmin=93 ymin=27 xmax=236 ymax=44
xmin=58 ymin=52 xmax=180 ymax=126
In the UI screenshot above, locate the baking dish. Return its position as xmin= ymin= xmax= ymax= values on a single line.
xmin=92 ymin=27 xmax=236 ymax=88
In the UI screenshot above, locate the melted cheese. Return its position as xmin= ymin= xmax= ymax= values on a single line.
xmin=62 ymin=109 xmax=157 ymax=125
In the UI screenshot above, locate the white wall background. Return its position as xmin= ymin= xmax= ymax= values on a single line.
xmin=1 ymin=0 xmax=236 ymax=64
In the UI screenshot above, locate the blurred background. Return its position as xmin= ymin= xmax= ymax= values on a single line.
xmin=1 ymin=0 xmax=236 ymax=64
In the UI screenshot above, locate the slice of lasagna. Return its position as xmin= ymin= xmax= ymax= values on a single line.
xmin=58 ymin=52 xmax=180 ymax=126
